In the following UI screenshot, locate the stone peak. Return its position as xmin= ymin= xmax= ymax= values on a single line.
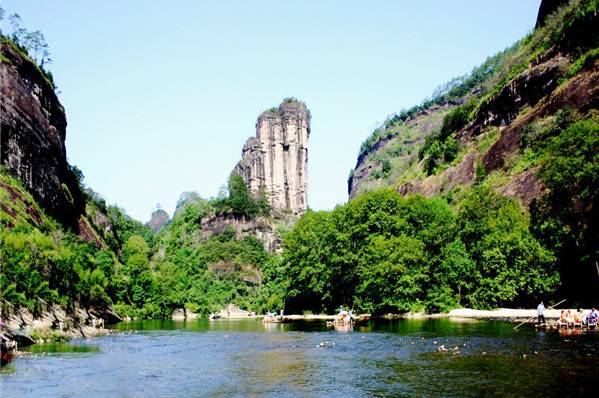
xmin=258 ymin=98 xmax=310 ymax=120
xmin=234 ymin=98 xmax=310 ymax=215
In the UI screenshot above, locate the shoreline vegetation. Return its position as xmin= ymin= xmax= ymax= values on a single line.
xmin=1 ymin=0 xmax=598 ymax=355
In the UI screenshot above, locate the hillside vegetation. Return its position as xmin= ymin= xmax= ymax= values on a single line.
xmin=350 ymin=0 xmax=598 ymax=196
xmin=342 ymin=0 xmax=598 ymax=308
xmin=1 ymin=166 xmax=276 ymax=319
xmin=2 ymin=0 xmax=597 ymax=322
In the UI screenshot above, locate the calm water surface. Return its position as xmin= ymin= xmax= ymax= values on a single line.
xmin=1 ymin=318 xmax=598 ymax=397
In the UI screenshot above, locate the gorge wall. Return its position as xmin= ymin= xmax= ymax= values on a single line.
xmin=0 ymin=39 xmax=85 ymax=231
xmin=233 ymin=99 xmax=310 ymax=215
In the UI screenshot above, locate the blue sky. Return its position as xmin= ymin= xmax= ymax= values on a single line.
xmin=2 ymin=1 xmax=541 ymax=221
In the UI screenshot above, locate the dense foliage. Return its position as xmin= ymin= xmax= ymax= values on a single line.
xmin=111 ymin=191 xmax=274 ymax=319
xmin=0 ymin=223 xmax=114 ymax=314
xmin=275 ymin=188 xmax=558 ymax=314
xmin=0 ymin=172 xmax=115 ymax=314
xmin=0 ymin=170 xmax=273 ymax=318
xmin=419 ymin=101 xmax=475 ymax=175
xmin=527 ymin=111 xmax=599 ymax=304
xmin=213 ymin=174 xmax=269 ymax=218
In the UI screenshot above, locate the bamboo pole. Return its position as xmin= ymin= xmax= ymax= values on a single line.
xmin=513 ymin=299 xmax=566 ymax=330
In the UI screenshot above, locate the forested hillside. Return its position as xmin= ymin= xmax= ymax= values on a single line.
xmin=1 ymin=0 xmax=597 ymax=324
xmin=341 ymin=0 xmax=598 ymax=309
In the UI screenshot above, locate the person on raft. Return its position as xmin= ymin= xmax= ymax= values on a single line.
xmin=557 ymin=310 xmax=567 ymax=327
xmin=537 ymin=301 xmax=546 ymax=324
xmin=589 ymin=308 xmax=599 ymax=328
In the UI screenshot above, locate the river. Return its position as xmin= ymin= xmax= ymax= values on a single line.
xmin=1 ymin=318 xmax=598 ymax=397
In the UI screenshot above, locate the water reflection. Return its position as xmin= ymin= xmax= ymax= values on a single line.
xmin=1 ymin=318 xmax=598 ymax=397
xmin=23 ymin=343 xmax=100 ymax=354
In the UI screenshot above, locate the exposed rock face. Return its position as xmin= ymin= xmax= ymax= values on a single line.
xmin=0 ymin=40 xmax=85 ymax=231
xmin=398 ymin=151 xmax=479 ymax=197
xmin=499 ymin=168 xmax=545 ymax=206
xmin=2 ymin=301 xmax=121 ymax=342
xmin=395 ymin=54 xmax=599 ymax=204
xmin=465 ymin=54 xmax=570 ymax=139
xmin=208 ymin=262 xmax=262 ymax=285
xmin=148 ymin=208 xmax=170 ymax=232
xmin=482 ymin=56 xmax=599 ymax=172
xmin=348 ymin=103 xmax=453 ymax=199
xmin=535 ymin=0 xmax=569 ymax=28
xmin=234 ymin=99 xmax=310 ymax=215
xmin=351 ymin=1 xmax=599 ymax=207
xmin=201 ymin=213 xmax=279 ymax=252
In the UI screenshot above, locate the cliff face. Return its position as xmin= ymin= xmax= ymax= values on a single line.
xmin=348 ymin=103 xmax=454 ymax=199
xmin=201 ymin=213 xmax=279 ymax=252
xmin=349 ymin=0 xmax=599 ymax=207
xmin=0 ymin=39 xmax=85 ymax=231
xmin=234 ymin=99 xmax=310 ymax=215
xmin=396 ymin=4 xmax=599 ymax=204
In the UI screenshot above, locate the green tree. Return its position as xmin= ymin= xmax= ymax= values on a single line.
xmin=119 ymin=235 xmax=154 ymax=306
xmin=357 ymin=235 xmax=427 ymax=313
xmin=458 ymin=186 xmax=558 ymax=308
xmin=532 ymin=115 xmax=599 ymax=304
xmin=281 ymin=210 xmax=338 ymax=313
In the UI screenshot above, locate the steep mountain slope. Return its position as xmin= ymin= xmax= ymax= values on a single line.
xmin=1 ymin=38 xmax=86 ymax=233
xmin=348 ymin=44 xmax=520 ymax=199
xmin=350 ymin=0 xmax=598 ymax=206
xmin=347 ymin=0 xmax=599 ymax=304
xmin=0 ymin=32 xmax=164 ymax=334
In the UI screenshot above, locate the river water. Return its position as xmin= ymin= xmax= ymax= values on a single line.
xmin=1 ymin=318 xmax=598 ymax=397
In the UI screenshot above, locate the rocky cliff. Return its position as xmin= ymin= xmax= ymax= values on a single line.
xmin=349 ymin=0 xmax=599 ymax=207
xmin=233 ymin=99 xmax=310 ymax=215
xmin=348 ymin=103 xmax=455 ymax=199
xmin=0 ymin=38 xmax=85 ymax=232
xmin=148 ymin=208 xmax=169 ymax=232
xmin=200 ymin=213 xmax=279 ymax=252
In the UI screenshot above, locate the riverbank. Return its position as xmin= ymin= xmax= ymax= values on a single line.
xmin=1 ymin=301 xmax=120 ymax=347
xmin=447 ymin=308 xmax=563 ymax=321
xmin=211 ymin=308 xmax=565 ymax=323
xmin=279 ymin=308 xmax=574 ymax=324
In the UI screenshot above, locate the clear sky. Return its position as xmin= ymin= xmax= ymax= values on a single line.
xmin=2 ymin=0 xmax=541 ymax=222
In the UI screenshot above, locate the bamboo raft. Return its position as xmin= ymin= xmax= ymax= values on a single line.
xmin=262 ymin=314 xmax=282 ymax=323
xmin=534 ymin=321 xmax=597 ymax=331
